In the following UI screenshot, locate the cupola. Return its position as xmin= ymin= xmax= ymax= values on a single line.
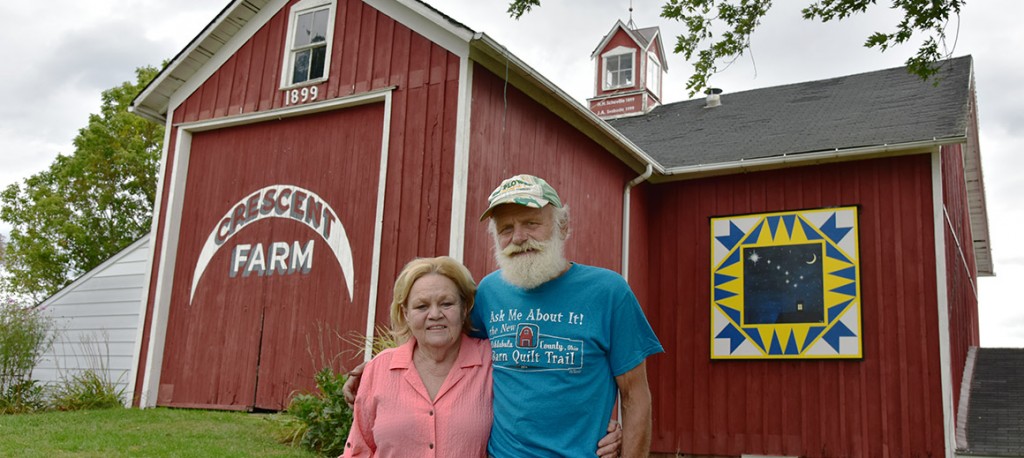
xmin=587 ymin=17 xmax=667 ymax=120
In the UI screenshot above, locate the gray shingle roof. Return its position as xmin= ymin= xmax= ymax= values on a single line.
xmin=609 ymin=56 xmax=973 ymax=169
xmin=634 ymin=26 xmax=658 ymax=47
xmin=960 ymin=347 xmax=1024 ymax=456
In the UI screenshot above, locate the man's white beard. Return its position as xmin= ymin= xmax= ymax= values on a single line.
xmin=494 ymin=233 xmax=567 ymax=289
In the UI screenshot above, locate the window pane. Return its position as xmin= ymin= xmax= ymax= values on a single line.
xmin=310 ymin=45 xmax=326 ymax=80
xmin=294 ymin=11 xmax=314 ymax=47
xmin=311 ymin=9 xmax=329 ymax=43
xmin=292 ymin=49 xmax=311 ymax=83
xmin=607 ymin=57 xmax=619 ymax=72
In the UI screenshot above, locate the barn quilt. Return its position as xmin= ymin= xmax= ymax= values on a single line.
xmin=710 ymin=207 xmax=862 ymax=359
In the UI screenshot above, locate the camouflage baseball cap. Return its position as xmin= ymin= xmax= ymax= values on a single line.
xmin=480 ymin=174 xmax=562 ymax=221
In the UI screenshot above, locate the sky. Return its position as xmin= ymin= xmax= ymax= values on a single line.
xmin=0 ymin=0 xmax=1021 ymax=347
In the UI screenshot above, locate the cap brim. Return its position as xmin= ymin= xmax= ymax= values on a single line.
xmin=479 ymin=197 xmax=551 ymax=221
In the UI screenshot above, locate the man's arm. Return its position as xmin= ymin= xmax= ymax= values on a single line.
xmin=615 ymin=361 xmax=653 ymax=458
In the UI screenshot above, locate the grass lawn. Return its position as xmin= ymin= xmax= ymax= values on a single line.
xmin=0 ymin=407 xmax=318 ymax=457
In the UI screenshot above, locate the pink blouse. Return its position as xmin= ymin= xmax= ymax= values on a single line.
xmin=343 ymin=334 xmax=493 ymax=458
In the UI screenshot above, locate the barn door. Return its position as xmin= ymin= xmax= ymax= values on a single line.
xmin=158 ymin=103 xmax=385 ymax=410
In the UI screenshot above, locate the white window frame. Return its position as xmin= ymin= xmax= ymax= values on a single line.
xmin=280 ymin=0 xmax=337 ymax=89
xmin=602 ymin=47 xmax=636 ymax=90
xmin=646 ymin=53 xmax=662 ymax=98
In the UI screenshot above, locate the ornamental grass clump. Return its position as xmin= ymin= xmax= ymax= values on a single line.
xmin=0 ymin=297 xmax=54 ymax=414
xmin=49 ymin=368 xmax=125 ymax=411
xmin=48 ymin=332 xmax=126 ymax=411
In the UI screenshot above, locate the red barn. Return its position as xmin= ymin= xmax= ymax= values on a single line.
xmin=129 ymin=1 xmax=992 ymax=456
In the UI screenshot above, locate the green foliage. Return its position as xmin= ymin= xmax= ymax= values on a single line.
xmin=0 ymin=297 xmax=54 ymax=414
xmin=48 ymin=368 xmax=126 ymax=411
xmin=284 ymin=368 xmax=353 ymax=457
xmin=507 ymin=0 xmax=964 ymax=96
xmin=0 ymin=66 xmax=164 ymax=302
xmin=802 ymin=0 xmax=963 ymax=84
xmin=507 ymin=0 xmax=540 ymax=19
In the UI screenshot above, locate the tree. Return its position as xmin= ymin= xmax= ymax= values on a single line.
xmin=508 ymin=0 xmax=964 ymax=96
xmin=0 ymin=66 xmax=163 ymax=303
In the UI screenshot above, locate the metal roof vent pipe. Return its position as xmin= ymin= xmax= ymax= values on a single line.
xmin=705 ymin=87 xmax=723 ymax=108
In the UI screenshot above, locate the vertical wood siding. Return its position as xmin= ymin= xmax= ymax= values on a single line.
xmin=463 ymin=65 xmax=638 ymax=282
xmin=941 ymin=143 xmax=981 ymax=415
xmin=136 ymin=0 xmax=461 ymax=409
xmin=645 ymin=155 xmax=946 ymax=457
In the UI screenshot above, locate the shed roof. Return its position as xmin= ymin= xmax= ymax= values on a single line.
xmin=958 ymin=347 xmax=1024 ymax=456
xmin=609 ymin=56 xmax=974 ymax=169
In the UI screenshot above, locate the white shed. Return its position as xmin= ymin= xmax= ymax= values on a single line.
xmin=33 ymin=235 xmax=150 ymax=404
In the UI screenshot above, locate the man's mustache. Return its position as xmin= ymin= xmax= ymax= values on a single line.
xmin=501 ymin=238 xmax=545 ymax=257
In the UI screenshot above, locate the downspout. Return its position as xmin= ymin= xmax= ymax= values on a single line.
xmin=622 ymin=164 xmax=653 ymax=281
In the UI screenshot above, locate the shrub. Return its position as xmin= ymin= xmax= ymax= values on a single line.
xmin=0 ymin=379 xmax=46 ymax=414
xmin=0 ymin=297 xmax=54 ymax=414
xmin=278 ymin=324 xmax=397 ymax=456
xmin=284 ymin=367 xmax=352 ymax=457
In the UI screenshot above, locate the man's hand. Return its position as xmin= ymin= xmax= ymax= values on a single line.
xmin=596 ymin=418 xmax=622 ymax=457
xmin=342 ymin=361 xmax=367 ymax=406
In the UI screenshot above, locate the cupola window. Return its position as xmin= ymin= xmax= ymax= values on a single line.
xmin=603 ymin=48 xmax=636 ymax=90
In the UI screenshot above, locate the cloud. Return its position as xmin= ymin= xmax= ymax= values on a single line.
xmin=0 ymin=2 xmax=189 ymax=193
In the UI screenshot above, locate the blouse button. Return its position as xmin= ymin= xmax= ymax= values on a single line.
xmin=429 ymin=410 xmax=434 ymax=416
xmin=429 ymin=443 xmax=434 ymax=449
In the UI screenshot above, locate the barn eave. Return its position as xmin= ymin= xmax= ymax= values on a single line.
xmin=131 ymin=0 xmax=274 ymax=122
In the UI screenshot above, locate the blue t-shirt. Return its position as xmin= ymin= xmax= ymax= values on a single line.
xmin=470 ymin=263 xmax=663 ymax=458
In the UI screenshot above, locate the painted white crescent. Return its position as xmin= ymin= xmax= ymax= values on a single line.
xmin=806 ymin=253 xmax=817 ymax=264
xmin=189 ymin=184 xmax=355 ymax=304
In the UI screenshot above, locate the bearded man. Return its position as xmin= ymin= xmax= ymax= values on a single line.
xmin=472 ymin=174 xmax=663 ymax=458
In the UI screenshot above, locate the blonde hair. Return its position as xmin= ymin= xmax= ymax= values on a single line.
xmin=389 ymin=256 xmax=477 ymax=343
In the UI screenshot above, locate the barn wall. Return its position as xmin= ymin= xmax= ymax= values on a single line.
xmin=463 ymin=64 xmax=640 ymax=282
xmin=940 ymin=143 xmax=981 ymax=415
xmin=135 ymin=0 xmax=461 ymax=409
xmin=645 ymin=154 xmax=946 ymax=457
xmin=36 ymin=236 xmax=149 ymax=403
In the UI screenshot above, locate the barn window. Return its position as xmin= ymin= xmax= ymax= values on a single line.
xmin=281 ymin=0 xmax=336 ymax=88
xmin=602 ymin=48 xmax=635 ymax=90
xmin=646 ymin=54 xmax=661 ymax=98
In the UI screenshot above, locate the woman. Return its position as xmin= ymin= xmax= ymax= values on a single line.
xmin=343 ymin=256 xmax=491 ymax=457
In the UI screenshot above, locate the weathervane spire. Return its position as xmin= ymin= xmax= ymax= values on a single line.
xmin=626 ymin=0 xmax=637 ymax=30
